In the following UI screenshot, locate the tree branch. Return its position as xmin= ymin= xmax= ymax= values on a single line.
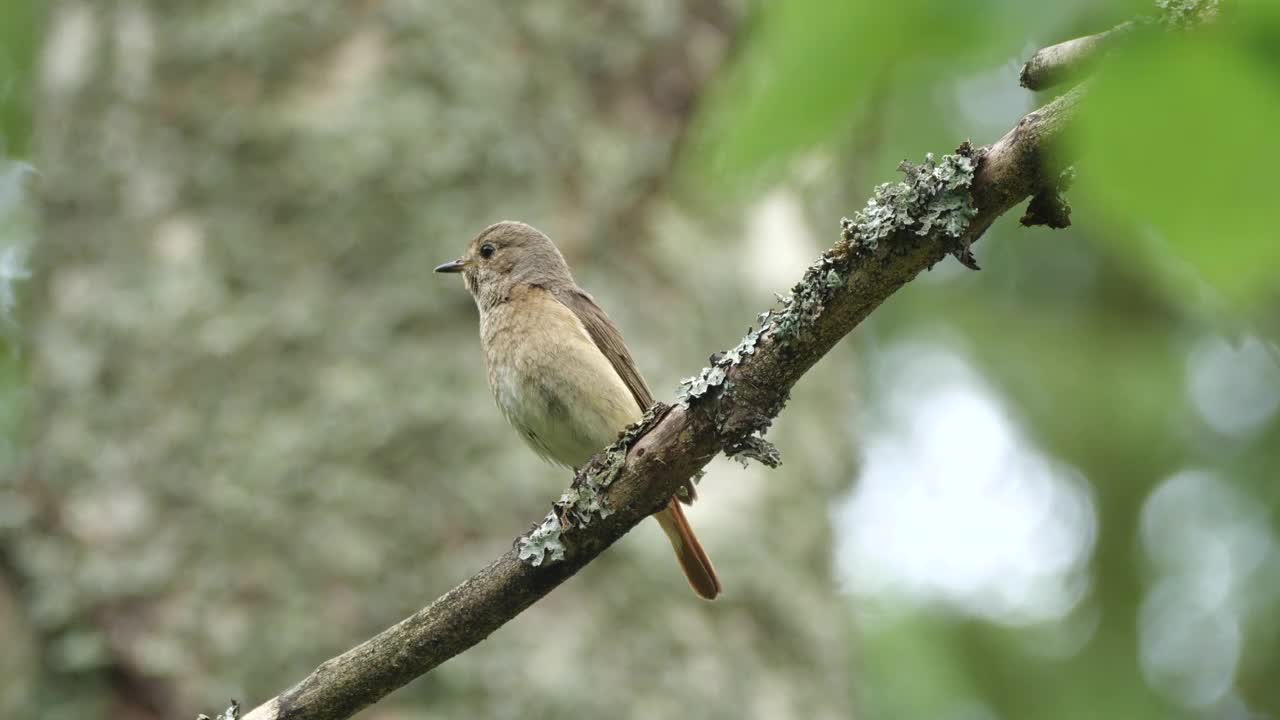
xmin=236 ymin=57 xmax=1088 ymax=720
xmin=1020 ymin=22 xmax=1133 ymax=91
xmin=1020 ymin=0 xmax=1222 ymax=91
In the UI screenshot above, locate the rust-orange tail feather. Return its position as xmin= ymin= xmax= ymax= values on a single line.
xmin=656 ymin=500 xmax=721 ymax=600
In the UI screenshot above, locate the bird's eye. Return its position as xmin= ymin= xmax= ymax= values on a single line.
xmin=479 ymin=243 xmax=496 ymax=259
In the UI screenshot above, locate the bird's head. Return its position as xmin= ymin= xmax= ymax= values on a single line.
xmin=435 ymin=221 xmax=574 ymax=309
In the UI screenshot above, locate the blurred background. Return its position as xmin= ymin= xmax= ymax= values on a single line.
xmin=2 ymin=0 xmax=1278 ymax=718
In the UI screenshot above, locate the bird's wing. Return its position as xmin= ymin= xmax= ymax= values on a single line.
xmin=552 ymin=286 xmax=654 ymax=411
xmin=554 ymin=285 xmax=698 ymax=504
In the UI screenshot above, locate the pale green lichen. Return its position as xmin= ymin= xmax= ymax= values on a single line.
xmin=841 ymin=148 xmax=978 ymax=252
xmin=751 ymin=247 xmax=851 ymax=353
xmin=518 ymin=513 xmax=566 ymax=566
xmin=675 ymin=327 xmax=762 ymax=405
xmin=677 ymin=148 xmax=979 ymax=471
xmin=558 ymin=447 xmax=625 ymax=524
xmin=675 ymin=259 xmax=842 ymax=468
xmin=518 ymin=405 xmax=669 ymax=566
xmin=1155 ymin=0 xmax=1219 ymax=26
xmin=197 ymin=700 xmax=241 ymax=720
xmin=726 ymin=435 xmax=781 ymax=469
xmin=675 ymin=319 xmax=782 ymax=468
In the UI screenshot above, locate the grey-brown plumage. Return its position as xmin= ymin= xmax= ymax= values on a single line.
xmin=436 ymin=221 xmax=720 ymax=599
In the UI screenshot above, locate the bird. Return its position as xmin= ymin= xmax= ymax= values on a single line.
xmin=435 ymin=220 xmax=720 ymax=600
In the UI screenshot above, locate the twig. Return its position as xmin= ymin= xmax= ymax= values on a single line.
xmin=1020 ymin=22 xmax=1133 ymax=91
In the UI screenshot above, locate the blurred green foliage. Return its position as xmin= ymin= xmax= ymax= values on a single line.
xmin=0 ymin=0 xmax=36 ymax=156
xmin=690 ymin=0 xmax=1144 ymax=185
xmin=1076 ymin=3 xmax=1280 ymax=309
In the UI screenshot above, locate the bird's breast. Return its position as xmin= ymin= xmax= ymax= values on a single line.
xmin=480 ymin=287 xmax=642 ymax=468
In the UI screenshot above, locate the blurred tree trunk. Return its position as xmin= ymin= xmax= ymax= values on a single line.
xmin=22 ymin=1 xmax=856 ymax=718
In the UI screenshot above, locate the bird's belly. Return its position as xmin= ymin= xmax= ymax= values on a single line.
xmin=483 ymin=304 xmax=642 ymax=469
xmin=491 ymin=367 xmax=601 ymax=467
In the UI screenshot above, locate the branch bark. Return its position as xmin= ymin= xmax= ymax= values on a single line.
xmin=1019 ymin=0 xmax=1220 ymax=93
xmin=236 ymin=54 xmax=1088 ymax=720
xmin=1020 ymin=22 xmax=1132 ymax=91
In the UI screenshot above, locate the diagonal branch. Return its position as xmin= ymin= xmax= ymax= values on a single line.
xmin=236 ymin=56 xmax=1089 ymax=720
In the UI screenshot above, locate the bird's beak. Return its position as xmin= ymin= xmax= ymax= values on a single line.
xmin=434 ymin=258 xmax=468 ymax=274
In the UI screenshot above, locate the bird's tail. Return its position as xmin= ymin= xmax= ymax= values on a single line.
xmin=656 ymin=500 xmax=721 ymax=600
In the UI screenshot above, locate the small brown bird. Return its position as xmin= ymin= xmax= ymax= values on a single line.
xmin=436 ymin=221 xmax=720 ymax=600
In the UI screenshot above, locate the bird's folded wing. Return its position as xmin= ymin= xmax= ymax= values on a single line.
xmin=553 ymin=285 xmax=699 ymax=504
xmin=552 ymin=286 xmax=655 ymax=410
